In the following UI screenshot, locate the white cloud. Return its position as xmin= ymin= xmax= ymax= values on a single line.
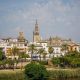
xmin=0 ymin=0 xmax=80 ymax=42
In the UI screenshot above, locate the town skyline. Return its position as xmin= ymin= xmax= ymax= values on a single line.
xmin=0 ymin=0 xmax=80 ymax=42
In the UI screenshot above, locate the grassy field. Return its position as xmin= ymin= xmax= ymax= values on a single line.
xmin=48 ymin=68 xmax=80 ymax=79
xmin=0 ymin=68 xmax=80 ymax=80
xmin=0 ymin=69 xmax=25 ymax=80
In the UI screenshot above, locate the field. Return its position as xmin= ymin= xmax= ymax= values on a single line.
xmin=0 ymin=68 xmax=80 ymax=80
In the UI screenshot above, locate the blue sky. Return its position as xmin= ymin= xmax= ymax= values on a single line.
xmin=0 ymin=0 xmax=80 ymax=42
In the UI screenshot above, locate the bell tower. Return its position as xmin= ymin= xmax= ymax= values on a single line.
xmin=33 ymin=20 xmax=41 ymax=42
xmin=18 ymin=32 xmax=25 ymax=42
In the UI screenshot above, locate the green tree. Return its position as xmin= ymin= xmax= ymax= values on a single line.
xmin=48 ymin=46 xmax=54 ymax=58
xmin=38 ymin=48 xmax=45 ymax=61
xmin=6 ymin=59 xmax=14 ymax=70
xmin=61 ymin=43 xmax=68 ymax=53
xmin=42 ymin=51 xmax=47 ymax=61
xmin=28 ymin=44 xmax=37 ymax=61
xmin=19 ymin=52 xmax=30 ymax=70
xmin=0 ymin=48 xmax=6 ymax=61
xmin=51 ymin=57 xmax=60 ymax=67
xmin=0 ymin=49 xmax=3 ymax=60
xmin=19 ymin=52 xmax=30 ymax=60
xmin=25 ymin=62 xmax=48 ymax=80
xmin=12 ymin=47 xmax=19 ymax=59
xmin=11 ymin=47 xmax=19 ymax=70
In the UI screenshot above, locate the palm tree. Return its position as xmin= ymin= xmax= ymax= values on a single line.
xmin=18 ymin=52 xmax=24 ymax=70
xmin=48 ymin=46 xmax=54 ymax=58
xmin=12 ymin=47 xmax=19 ymax=59
xmin=61 ymin=44 xmax=68 ymax=54
xmin=0 ymin=48 xmax=3 ymax=60
xmin=42 ymin=51 xmax=47 ymax=61
xmin=12 ymin=47 xmax=19 ymax=70
xmin=28 ymin=44 xmax=37 ymax=61
xmin=19 ymin=52 xmax=30 ymax=61
xmin=38 ymin=48 xmax=45 ymax=61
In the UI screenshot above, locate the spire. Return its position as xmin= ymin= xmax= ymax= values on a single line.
xmin=36 ymin=19 xmax=38 ymax=25
xmin=34 ymin=20 xmax=39 ymax=35
xmin=49 ymin=36 xmax=52 ymax=45
xmin=33 ymin=20 xmax=41 ymax=42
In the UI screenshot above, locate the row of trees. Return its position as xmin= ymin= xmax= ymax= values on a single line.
xmin=29 ymin=44 xmax=54 ymax=61
xmin=51 ymin=51 xmax=80 ymax=68
xmin=0 ymin=47 xmax=30 ymax=70
xmin=7 ymin=43 xmax=69 ymax=61
xmin=28 ymin=43 xmax=69 ymax=60
xmin=0 ymin=43 xmax=78 ymax=69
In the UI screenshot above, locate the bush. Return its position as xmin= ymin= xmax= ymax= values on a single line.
xmin=24 ymin=62 xmax=48 ymax=80
xmin=38 ymin=61 xmax=48 ymax=65
xmin=51 ymin=57 xmax=60 ymax=67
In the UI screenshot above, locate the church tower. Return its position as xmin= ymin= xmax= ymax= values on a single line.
xmin=33 ymin=20 xmax=41 ymax=42
xmin=18 ymin=32 xmax=25 ymax=42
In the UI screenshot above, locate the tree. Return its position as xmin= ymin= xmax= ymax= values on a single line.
xmin=12 ymin=47 xmax=19 ymax=59
xmin=0 ymin=49 xmax=3 ymax=60
xmin=38 ymin=48 xmax=45 ymax=61
xmin=19 ymin=52 xmax=30 ymax=60
xmin=42 ymin=51 xmax=47 ymax=61
xmin=11 ymin=47 xmax=19 ymax=70
xmin=19 ymin=52 xmax=30 ymax=70
xmin=48 ymin=46 xmax=54 ymax=58
xmin=0 ymin=48 xmax=6 ymax=61
xmin=28 ymin=44 xmax=37 ymax=61
xmin=6 ymin=59 xmax=14 ymax=70
xmin=61 ymin=43 xmax=68 ymax=53
xmin=25 ymin=62 xmax=48 ymax=80
xmin=51 ymin=57 xmax=60 ymax=67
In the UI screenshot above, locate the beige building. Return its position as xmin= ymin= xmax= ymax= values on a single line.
xmin=33 ymin=20 xmax=41 ymax=42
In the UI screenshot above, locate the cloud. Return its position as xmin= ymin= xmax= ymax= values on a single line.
xmin=0 ymin=0 xmax=80 ymax=42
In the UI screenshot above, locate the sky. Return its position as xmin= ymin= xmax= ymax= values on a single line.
xmin=0 ymin=0 xmax=80 ymax=42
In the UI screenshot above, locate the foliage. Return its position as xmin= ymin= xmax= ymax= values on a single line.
xmin=61 ymin=43 xmax=68 ymax=52
xmin=51 ymin=51 xmax=80 ymax=68
xmin=0 ymin=48 xmax=6 ymax=61
xmin=0 ymin=70 xmax=25 ymax=80
xmin=42 ymin=51 xmax=47 ymax=61
xmin=28 ymin=44 xmax=37 ymax=60
xmin=12 ymin=47 xmax=19 ymax=56
xmin=48 ymin=69 xmax=80 ymax=78
xmin=38 ymin=48 xmax=45 ymax=61
xmin=48 ymin=46 xmax=54 ymax=58
xmin=19 ymin=52 xmax=30 ymax=59
xmin=0 ymin=49 xmax=3 ymax=60
xmin=25 ymin=62 xmax=48 ymax=80
xmin=38 ymin=61 xmax=48 ymax=65
xmin=51 ymin=57 xmax=60 ymax=67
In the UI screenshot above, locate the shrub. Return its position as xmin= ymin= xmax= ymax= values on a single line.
xmin=24 ymin=62 xmax=48 ymax=80
xmin=38 ymin=61 xmax=48 ymax=65
xmin=51 ymin=57 xmax=60 ymax=67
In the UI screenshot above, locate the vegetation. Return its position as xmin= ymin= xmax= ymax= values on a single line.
xmin=48 ymin=46 xmax=54 ymax=58
xmin=38 ymin=61 xmax=48 ymax=65
xmin=0 ymin=47 xmax=80 ymax=80
xmin=0 ymin=48 xmax=6 ymax=61
xmin=42 ymin=51 xmax=47 ymax=61
xmin=51 ymin=51 xmax=80 ymax=68
xmin=38 ymin=48 xmax=45 ymax=61
xmin=61 ymin=43 xmax=68 ymax=53
xmin=24 ymin=62 xmax=48 ymax=80
xmin=12 ymin=47 xmax=19 ymax=57
xmin=48 ymin=69 xmax=80 ymax=79
xmin=0 ymin=68 xmax=80 ymax=80
xmin=28 ymin=44 xmax=37 ymax=60
xmin=0 ymin=70 xmax=25 ymax=80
